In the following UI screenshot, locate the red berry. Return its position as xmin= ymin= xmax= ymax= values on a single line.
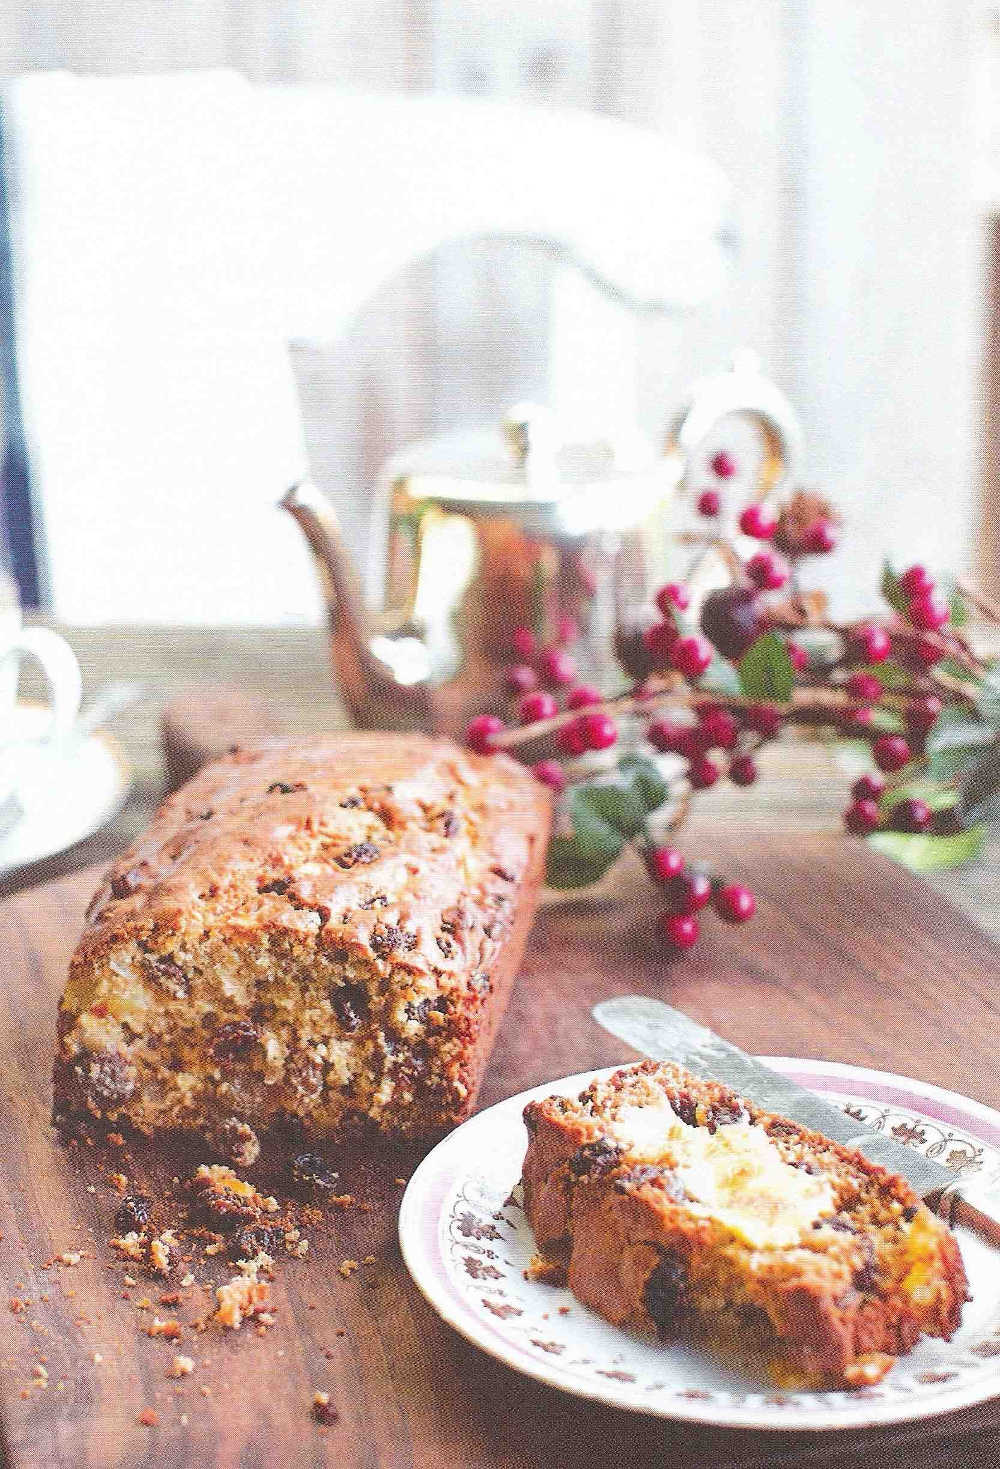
xmin=850 ymin=624 xmax=892 ymax=665
xmin=914 ymin=634 xmax=944 ymax=667
xmin=900 ymin=564 xmax=934 ymax=598
xmin=580 ymin=712 xmax=618 ymax=751
xmin=710 ymin=449 xmax=737 ymax=479
xmin=846 ymin=705 xmax=874 ymax=731
xmin=519 ymin=690 xmax=558 ymax=724
xmin=466 ymin=714 xmax=504 ymax=754
xmin=647 ymin=718 xmax=687 ymax=754
xmin=671 ymin=635 xmax=713 ymax=679
xmin=873 ymin=734 xmax=911 ymax=772
xmin=555 ymin=614 xmax=578 ymax=645
xmin=787 ymin=641 xmax=808 ymax=673
xmin=504 ymin=663 xmax=538 ymax=694
xmin=744 ymin=703 xmax=783 ymax=738
xmin=851 ymin=773 xmax=885 ymax=802
xmin=555 ymin=719 xmax=587 ymax=757
xmin=738 ymin=503 xmax=777 ymax=540
xmin=803 ymin=519 xmax=838 ymax=555
xmin=892 ymin=797 xmax=932 ymax=833
xmin=644 ymin=620 xmax=678 ymax=667
xmin=907 ymin=592 xmax=949 ymax=632
xmin=655 ymin=582 xmax=691 ymax=615
xmin=699 ymin=709 xmax=739 ymax=750
xmin=540 ymin=647 xmax=577 ymax=685
xmin=700 ymin=587 xmax=763 ymax=659
xmin=566 ymin=683 xmax=601 ymax=710
xmin=512 ymin=626 xmax=536 ymax=659
xmin=697 ymin=488 xmax=721 ymax=517
xmin=905 ymin=694 xmax=943 ymax=735
xmin=844 ymin=798 xmax=880 ymax=835
xmin=646 ymin=846 xmax=685 ymax=883
xmin=532 ymin=759 xmax=566 ymax=792
xmin=746 ymin=550 xmax=789 ymax=591
xmin=666 ymin=870 xmax=712 ymax=915
xmin=846 ymin=671 xmax=883 ymax=703
xmin=714 ymin=883 xmax=756 ymax=923
xmin=658 ymin=912 xmax=700 ymax=950
xmin=676 ymin=727 xmax=712 ymax=761
xmin=729 ymin=754 xmax=758 ymax=786
xmin=687 ymin=755 xmax=720 ymax=790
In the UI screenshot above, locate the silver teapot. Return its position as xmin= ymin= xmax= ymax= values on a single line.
xmin=282 ymin=352 xmax=802 ymax=738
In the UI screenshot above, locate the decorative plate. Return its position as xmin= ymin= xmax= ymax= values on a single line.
xmin=0 ymin=703 xmax=131 ymax=877
xmin=399 ymin=1059 xmax=1000 ymax=1432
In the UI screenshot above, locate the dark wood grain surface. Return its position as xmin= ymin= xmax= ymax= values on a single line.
xmin=0 ymin=826 xmax=997 ymax=1468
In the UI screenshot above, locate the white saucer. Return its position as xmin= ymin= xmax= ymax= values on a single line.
xmin=0 ymin=703 xmax=131 ymax=877
xmin=400 ymin=1059 xmax=1000 ymax=1433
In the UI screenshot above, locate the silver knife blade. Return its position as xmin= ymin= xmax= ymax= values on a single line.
xmin=591 ymin=995 xmax=955 ymax=1199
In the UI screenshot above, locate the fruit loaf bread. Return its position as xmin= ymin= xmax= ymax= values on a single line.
xmin=522 ymin=1061 xmax=967 ymax=1388
xmin=54 ymin=734 xmax=550 ymax=1162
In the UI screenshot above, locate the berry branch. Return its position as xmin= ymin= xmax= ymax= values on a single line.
xmin=466 ymin=472 xmax=1000 ymax=956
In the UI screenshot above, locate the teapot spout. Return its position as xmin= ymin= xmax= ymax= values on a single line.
xmin=280 ymin=481 xmax=431 ymax=730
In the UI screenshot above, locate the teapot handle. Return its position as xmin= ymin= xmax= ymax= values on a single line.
xmin=664 ymin=350 xmax=803 ymax=500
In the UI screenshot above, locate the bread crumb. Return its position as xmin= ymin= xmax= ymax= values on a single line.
xmin=58 ymin=1252 xmax=82 ymax=1268
xmin=109 ymin=1172 xmax=128 ymax=1192
xmin=338 ymin=1260 xmax=358 ymax=1279
xmin=110 ymin=1233 xmax=144 ymax=1262
xmin=137 ymin=1407 xmax=158 ymax=1427
xmin=148 ymin=1231 xmax=177 ymax=1276
xmin=311 ymin=1390 xmax=339 ymax=1426
xmin=180 ymin=1272 xmax=195 ymax=1288
xmin=146 ymin=1317 xmax=183 ymax=1341
xmin=168 ymin=1354 xmax=194 ymax=1378
xmin=362 ymin=1255 xmax=376 ymax=1266
xmin=213 ymin=1254 xmax=272 ymax=1331
xmin=92 ymin=1352 xmax=103 ymax=1364
xmin=524 ymin=1254 xmax=567 ymax=1287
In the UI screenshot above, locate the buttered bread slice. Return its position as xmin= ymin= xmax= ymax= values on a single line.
xmin=522 ymin=1061 xmax=967 ymax=1388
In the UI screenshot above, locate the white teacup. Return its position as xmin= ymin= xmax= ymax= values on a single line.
xmin=0 ymin=573 xmax=83 ymax=833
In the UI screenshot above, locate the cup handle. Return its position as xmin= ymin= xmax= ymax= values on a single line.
xmin=8 ymin=628 xmax=83 ymax=740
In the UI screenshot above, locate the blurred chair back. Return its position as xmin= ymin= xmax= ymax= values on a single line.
xmin=0 ymin=70 xmax=732 ymax=624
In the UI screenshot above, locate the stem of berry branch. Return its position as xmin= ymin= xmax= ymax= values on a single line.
xmin=492 ymin=677 xmax=897 ymax=752
xmin=957 ymin=579 xmax=1000 ymax=627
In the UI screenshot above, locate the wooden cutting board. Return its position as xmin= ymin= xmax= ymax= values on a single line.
xmin=0 ymin=830 xmax=998 ymax=1469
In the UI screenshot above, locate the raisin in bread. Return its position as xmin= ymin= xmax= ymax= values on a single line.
xmin=54 ymin=734 xmax=549 ymax=1161
xmin=522 ymin=1061 xmax=967 ymax=1388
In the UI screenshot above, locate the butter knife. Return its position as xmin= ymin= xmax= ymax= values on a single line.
xmin=592 ymin=995 xmax=1000 ymax=1248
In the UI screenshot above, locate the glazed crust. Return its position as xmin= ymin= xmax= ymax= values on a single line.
xmin=54 ymin=734 xmax=550 ymax=1157
xmin=522 ymin=1062 xmax=968 ymax=1388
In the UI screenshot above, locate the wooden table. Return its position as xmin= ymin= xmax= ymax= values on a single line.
xmin=1 ymin=623 xmax=999 ymax=1468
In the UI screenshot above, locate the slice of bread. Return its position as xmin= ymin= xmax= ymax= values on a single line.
xmin=522 ymin=1060 xmax=967 ymax=1388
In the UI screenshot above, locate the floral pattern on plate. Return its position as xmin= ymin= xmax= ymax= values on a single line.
xmin=399 ymin=1058 xmax=1000 ymax=1432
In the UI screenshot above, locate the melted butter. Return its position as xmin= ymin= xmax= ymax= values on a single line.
xmin=610 ymin=1098 xmax=836 ymax=1249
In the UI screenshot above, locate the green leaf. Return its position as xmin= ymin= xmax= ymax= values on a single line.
xmin=949 ymin=591 xmax=968 ymax=628
xmin=617 ymin=753 xmax=670 ymax=813
xmin=957 ymin=739 xmax=1000 ymax=825
xmin=866 ymin=707 xmax=906 ymax=734
xmin=976 ymin=665 xmax=1000 ymax=726
xmin=880 ymin=561 xmax=909 ymax=616
xmin=698 ymin=655 xmax=742 ymax=698
xmin=738 ymin=632 xmax=795 ymax=702
xmin=544 ymin=755 xmax=674 ymax=889
xmin=851 ymin=659 xmax=914 ymax=692
xmin=879 ymin=781 xmax=957 ymax=815
xmin=924 ymin=707 xmax=996 ymax=779
xmin=868 ymin=825 xmax=986 ymax=872
xmin=545 ymin=789 xmax=625 ymax=889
